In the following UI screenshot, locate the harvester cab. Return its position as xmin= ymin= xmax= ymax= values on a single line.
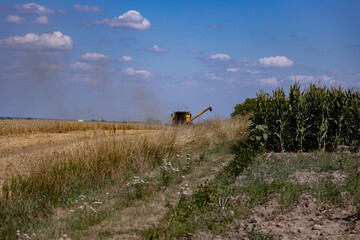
xmin=171 ymin=106 xmax=212 ymax=125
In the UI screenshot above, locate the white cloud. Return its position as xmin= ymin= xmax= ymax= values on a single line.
xmin=288 ymin=75 xmax=337 ymax=85
xmin=246 ymin=69 xmax=261 ymax=74
xmin=209 ymin=53 xmax=230 ymax=61
xmin=14 ymin=3 xmax=54 ymax=14
xmin=226 ymin=68 xmax=240 ymax=73
xmin=258 ymin=56 xmax=293 ymax=68
xmin=0 ymin=31 xmax=73 ymax=50
xmin=204 ymin=72 xmax=224 ymax=81
xmin=135 ymin=70 xmax=151 ymax=77
xmin=70 ymin=62 xmax=92 ymax=70
xmin=149 ymin=44 xmax=168 ymax=53
xmin=69 ymin=62 xmax=104 ymax=71
xmin=3 ymin=14 xmax=26 ymax=24
xmin=94 ymin=10 xmax=151 ymax=30
xmin=33 ymin=16 xmax=49 ymax=25
xmin=122 ymin=67 xmax=151 ymax=77
xmin=81 ymin=52 xmax=109 ymax=61
xmin=203 ymin=68 xmax=280 ymax=86
xmin=74 ymin=4 xmax=102 ymax=13
xmin=118 ymin=56 xmax=132 ymax=62
xmin=259 ymin=77 xmax=279 ymax=86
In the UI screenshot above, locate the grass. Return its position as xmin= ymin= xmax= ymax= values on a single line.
xmin=0 ymin=118 xmax=249 ymax=239
xmin=145 ymin=144 xmax=360 ymax=239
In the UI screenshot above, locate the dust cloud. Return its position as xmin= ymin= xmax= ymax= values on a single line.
xmin=0 ymin=49 xmax=169 ymax=123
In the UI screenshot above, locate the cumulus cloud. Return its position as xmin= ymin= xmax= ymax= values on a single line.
xmin=74 ymin=4 xmax=102 ymax=13
xmin=122 ymin=67 xmax=151 ymax=77
xmin=258 ymin=56 xmax=293 ymax=68
xmin=118 ymin=56 xmax=132 ymax=62
xmin=33 ymin=16 xmax=49 ymax=25
xmin=14 ymin=3 xmax=54 ymax=14
xmin=209 ymin=53 xmax=231 ymax=61
xmin=204 ymin=72 xmax=225 ymax=81
xmin=226 ymin=68 xmax=240 ymax=73
xmin=149 ymin=44 xmax=168 ymax=53
xmin=0 ymin=31 xmax=73 ymax=50
xmin=94 ymin=10 xmax=151 ymax=30
xmin=259 ymin=77 xmax=279 ymax=86
xmin=288 ymin=75 xmax=337 ymax=85
xmin=70 ymin=62 xmax=92 ymax=70
xmin=206 ymin=25 xmax=221 ymax=29
xmin=138 ymin=44 xmax=168 ymax=53
xmin=3 ymin=14 xmax=26 ymax=24
xmin=203 ymin=67 xmax=279 ymax=87
xmin=81 ymin=52 xmax=109 ymax=61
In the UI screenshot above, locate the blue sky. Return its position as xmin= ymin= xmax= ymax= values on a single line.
xmin=0 ymin=0 xmax=359 ymax=122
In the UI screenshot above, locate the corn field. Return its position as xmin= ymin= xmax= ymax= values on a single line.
xmin=249 ymin=83 xmax=360 ymax=152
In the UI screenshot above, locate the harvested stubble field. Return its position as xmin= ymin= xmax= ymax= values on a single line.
xmin=0 ymin=117 xmax=248 ymax=239
xmin=0 ymin=120 xmax=160 ymax=188
xmin=1 ymin=116 xmax=359 ymax=240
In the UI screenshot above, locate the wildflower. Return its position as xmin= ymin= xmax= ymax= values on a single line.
xmin=79 ymin=206 xmax=84 ymax=209
xmin=181 ymin=175 xmax=185 ymax=178
xmin=70 ymin=209 xmax=75 ymax=213
xmin=176 ymin=154 xmax=180 ymax=158
xmin=106 ymin=192 xmax=109 ymax=195
xmin=84 ymin=202 xmax=88 ymax=205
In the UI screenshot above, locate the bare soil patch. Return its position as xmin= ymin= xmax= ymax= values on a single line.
xmin=231 ymin=194 xmax=359 ymax=240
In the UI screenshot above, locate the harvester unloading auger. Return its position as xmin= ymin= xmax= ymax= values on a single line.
xmin=171 ymin=106 xmax=212 ymax=125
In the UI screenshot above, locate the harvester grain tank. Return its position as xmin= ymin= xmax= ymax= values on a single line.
xmin=171 ymin=106 xmax=212 ymax=125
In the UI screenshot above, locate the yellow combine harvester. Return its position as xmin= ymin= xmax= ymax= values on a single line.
xmin=171 ymin=106 xmax=212 ymax=125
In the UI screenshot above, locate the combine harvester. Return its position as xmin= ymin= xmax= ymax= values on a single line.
xmin=171 ymin=106 xmax=212 ymax=125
